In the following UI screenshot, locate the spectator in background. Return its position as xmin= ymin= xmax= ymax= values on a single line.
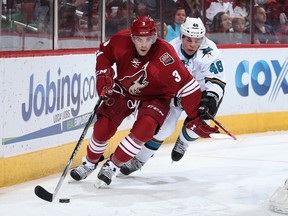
xmin=74 ymin=0 xmax=91 ymax=35
xmin=17 ymin=0 xmax=37 ymax=24
xmin=279 ymin=0 xmax=288 ymax=25
xmin=117 ymin=1 xmax=135 ymax=30
xmin=105 ymin=3 xmax=121 ymax=38
xmin=233 ymin=0 xmax=250 ymax=27
xmin=252 ymin=5 xmax=280 ymax=44
xmin=176 ymin=0 xmax=192 ymax=16
xmin=134 ymin=0 xmax=157 ymax=19
xmin=234 ymin=0 xmax=249 ymax=19
xmin=208 ymin=11 xmax=233 ymax=44
xmin=231 ymin=16 xmax=250 ymax=43
xmin=186 ymin=0 xmax=202 ymax=18
xmin=105 ymin=0 xmax=135 ymax=39
xmin=265 ymin=0 xmax=288 ymax=43
xmin=155 ymin=20 xmax=168 ymax=38
xmin=58 ymin=1 xmax=78 ymax=36
xmin=88 ymin=15 xmax=100 ymax=37
xmin=34 ymin=0 xmax=51 ymax=34
xmin=134 ymin=0 xmax=180 ymax=24
xmin=165 ymin=4 xmax=187 ymax=42
xmin=278 ymin=0 xmax=288 ymax=43
xmin=206 ymin=0 xmax=235 ymax=25
xmin=255 ymin=0 xmax=273 ymax=6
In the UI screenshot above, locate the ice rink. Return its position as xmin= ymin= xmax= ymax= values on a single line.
xmin=1 ymin=131 xmax=288 ymax=216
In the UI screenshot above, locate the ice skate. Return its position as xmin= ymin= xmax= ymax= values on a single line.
xmin=70 ymin=157 xmax=97 ymax=181
xmin=95 ymin=160 xmax=118 ymax=188
xmin=171 ymin=137 xmax=188 ymax=162
xmin=119 ymin=157 xmax=144 ymax=176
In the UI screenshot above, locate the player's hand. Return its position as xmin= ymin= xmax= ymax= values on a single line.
xmin=96 ymin=68 xmax=114 ymax=96
xmin=198 ymin=91 xmax=218 ymax=120
xmin=185 ymin=116 xmax=219 ymax=138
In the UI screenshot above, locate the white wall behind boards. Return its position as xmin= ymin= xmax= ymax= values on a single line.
xmin=219 ymin=48 xmax=288 ymax=115
xmin=0 ymin=53 xmax=98 ymax=157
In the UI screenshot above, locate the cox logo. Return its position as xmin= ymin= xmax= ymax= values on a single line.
xmin=235 ymin=59 xmax=288 ymax=101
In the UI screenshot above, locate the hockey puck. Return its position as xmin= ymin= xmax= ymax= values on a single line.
xmin=59 ymin=198 xmax=70 ymax=203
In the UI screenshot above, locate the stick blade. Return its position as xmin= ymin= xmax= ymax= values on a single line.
xmin=209 ymin=133 xmax=234 ymax=139
xmin=34 ymin=185 xmax=54 ymax=202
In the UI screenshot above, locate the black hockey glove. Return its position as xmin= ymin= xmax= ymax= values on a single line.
xmin=198 ymin=91 xmax=219 ymax=120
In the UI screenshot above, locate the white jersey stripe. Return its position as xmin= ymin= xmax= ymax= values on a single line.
xmin=125 ymin=135 xmax=142 ymax=149
xmin=181 ymin=80 xmax=200 ymax=94
xmin=181 ymin=84 xmax=200 ymax=97
xmin=119 ymin=136 xmax=142 ymax=157
xmin=88 ymin=138 xmax=107 ymax=153
xmin=119 ymin=145 xmax=135 ymax=157
xmin=177 ymin=79 xmax=200 ymax=97
xmin=88 ymin=145 xmax=106 ymax=154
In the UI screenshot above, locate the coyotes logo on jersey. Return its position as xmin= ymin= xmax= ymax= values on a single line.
xmin=119 ymin=62 xmax=149 ymax=95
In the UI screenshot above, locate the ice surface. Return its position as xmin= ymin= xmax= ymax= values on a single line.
xmin=1 ymin=131 xmax=288 ymax=216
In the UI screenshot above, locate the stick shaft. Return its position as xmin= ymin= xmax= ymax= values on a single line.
xmin=206 ymin=112 xmax=237 ymax=140
xmin=35 ymin=95 xmax=103 ymax=202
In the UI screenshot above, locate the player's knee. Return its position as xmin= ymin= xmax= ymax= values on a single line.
xmin=93 ymin=115 xmax=117 ymax=141
xmin=131 ymin=115 xmax=158 ymax=142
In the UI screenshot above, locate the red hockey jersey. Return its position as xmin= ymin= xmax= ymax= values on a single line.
xmin=96 ymin=30 xmax=201 ymax=120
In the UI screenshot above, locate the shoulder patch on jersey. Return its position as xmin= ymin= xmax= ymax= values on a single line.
xmin=200 ymin=46 xmax=213 ymax=58
xmin=160 ymin=52 xmax=175 ymax=66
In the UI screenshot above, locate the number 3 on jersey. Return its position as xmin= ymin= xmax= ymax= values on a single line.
xmin=210 ymin=60 xmax=223 ymax=74
xmin=172 ymin=70 xmax=181 ymax=82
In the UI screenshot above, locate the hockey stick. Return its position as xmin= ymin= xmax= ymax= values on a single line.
xmin=206 ymin=112 xmax=237 ymax=140
xmin=209 ymin=133 xmax=234 ymax=139
xmin=34 ymin=94 xmax=104 ymax=202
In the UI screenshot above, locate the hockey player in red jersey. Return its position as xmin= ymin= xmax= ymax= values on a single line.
xmin=119 ymin=17 xmax=227 ymax=176
xmin=70 ymin=15 xmax=219 ymax=187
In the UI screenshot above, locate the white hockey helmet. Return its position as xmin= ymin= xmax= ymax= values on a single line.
xmin=180 ymin=17 xmax=206 ymax=38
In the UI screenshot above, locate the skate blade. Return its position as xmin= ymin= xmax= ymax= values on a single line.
xmin=116 ymin=172 xmax=128 ymax=178
xmin=68 ymin=177 xmax=78 ymax=184
xmin=94 ymin=179 xmax=107 ymax=188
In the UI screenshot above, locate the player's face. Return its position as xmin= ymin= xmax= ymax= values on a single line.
xmin=132 ymin=35 xmax=156 ymax=56
xmin=181 ymin=36 xmax=202 ymax=56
